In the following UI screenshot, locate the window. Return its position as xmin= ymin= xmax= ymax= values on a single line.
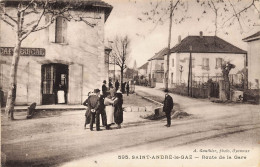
xmin=161 ymin=63 xmax=164 ymax=70
xmin=172 ymin=59 xmax=174 ymax=67
xmin=48 ymin=15 xmax=67 ymax=43
xmin=55 ymin=17 xmax=67 ymax=43
xmin=202 ymin=58 xmax=209 ymax=70
xmin=215 ymin=58 xmax=223 ymax=69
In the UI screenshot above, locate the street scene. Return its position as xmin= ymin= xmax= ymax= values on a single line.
xmin=0 ymin=0 xmax=260 ymax=167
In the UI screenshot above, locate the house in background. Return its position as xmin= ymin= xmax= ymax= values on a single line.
xmin=0 ymin=0 xmax=112 ymax=105
xmin=138 ymin=62 xmax=148 ymax=78
xmin=243 ymin=31 xmax=260 ymax=89
xmin=165 ymin=32 xmax=247 ymax=88
xmin=147 ymin=48 xmax=168 ymax=88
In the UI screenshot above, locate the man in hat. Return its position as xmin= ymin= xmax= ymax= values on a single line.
xmin=102 ymin=80 xmax=108 ymax=97
xmin=162 ymin=89 xmax=174 ymax=127
xmin=88 ymin=89 xmax=101 ymax=131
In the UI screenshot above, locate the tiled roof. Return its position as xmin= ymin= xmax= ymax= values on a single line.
xmin=138 ymin=62 xmax=148 ymax=69
xmin=243 ymin=31 xmax=260 ymax=42
xmin=148 ymin=48 xmax=169 ymax=61
xmin=170 ymin=36 xmax=246 ymax=54
xmin=2 ymin=0 xmax=113 ymax=21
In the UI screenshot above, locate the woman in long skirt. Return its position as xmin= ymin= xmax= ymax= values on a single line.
xmin=104 ymin=94 xmax=115 ymax=129
xmin=114 ymin=91 xmax=123 ymax=129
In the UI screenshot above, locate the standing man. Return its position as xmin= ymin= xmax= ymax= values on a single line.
xmin=102 ymin=80 xmax=108 ymax=97
xmin=109 ymin=79 xmax=113 ymax=90
xmin=163 ymin=89 xmax=174 ymax=127
xmin=98 ymin=91 xmax=107 ymax=128
xmin=115 ymin=80 xmax=120 ymax=91
xmin=88 ymin=89 xmax=101 ymax=131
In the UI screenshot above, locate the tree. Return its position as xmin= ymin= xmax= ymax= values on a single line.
xmin=109 ymin=36 xmax=131 ymax=91
xmin=0 ymin=0 xmax=101 ymax=120
xmin=221 ymin=61 xmax=236 ymax=100
xmin=136 ymin=0 xmax=259 ymax=90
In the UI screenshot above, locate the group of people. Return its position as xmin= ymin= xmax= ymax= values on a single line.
xmin=108 ymin=80 xmax=130 ymax=96
xmin=83 ymin=80 xmax=124 ymax=131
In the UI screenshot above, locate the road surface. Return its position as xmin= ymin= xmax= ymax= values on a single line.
xmin=1 ymin=86 xmax=260 ymax=167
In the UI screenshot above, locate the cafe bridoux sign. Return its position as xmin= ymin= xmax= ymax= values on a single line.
xmin=0 ymin=47 xmax=45 ymax=57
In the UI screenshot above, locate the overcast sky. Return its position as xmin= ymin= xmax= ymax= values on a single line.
xmin=104 ymin=0 xmax=260 ymax=68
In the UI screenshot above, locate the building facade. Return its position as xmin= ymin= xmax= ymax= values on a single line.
xmin=165 ymin=32 xmax=247 ymax=88
xmin=243 ymin=31 xmax=260 ymax=89
xmin=0 ymin=0 xmax=112 ymax=105
xmin=147 ymin=48 xmax=168 ymax=87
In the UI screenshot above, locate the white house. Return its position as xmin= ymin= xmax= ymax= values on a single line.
xmin=147 ymin=48 xmax=168 ymax=87
xmin=0 ymin=0 xmax=112 ymax=105
xmin=165 ymin=32 xmax=247 ymax=88
xmin=243 ymin=31 xmax=260 ymax=89
xmin=138 ymin=62 xmax=148 ymax=78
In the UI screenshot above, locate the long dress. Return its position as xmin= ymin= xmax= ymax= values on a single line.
xmin=114 ymin=93 xmax=123 ymax=125
xmin=104 ymin=97 xmax=115 ymax=124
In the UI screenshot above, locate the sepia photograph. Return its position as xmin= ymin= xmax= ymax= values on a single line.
xmin=0 ymin=0 xmax=259 ymax=166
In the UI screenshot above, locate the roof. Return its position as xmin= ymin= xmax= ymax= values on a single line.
xmin=2 ymin=0 xmax=113 ymax=21
xmin=148 ymin=48 xmax=169 ymax=61
xmin=138 ymin=62 xmax=148 ymax=69
xmin=170 ymin=36 xmax=247 ymax=54
xmin=243 ymin=31 xmax=260 ymax=42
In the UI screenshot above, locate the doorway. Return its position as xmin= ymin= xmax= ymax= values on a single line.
xmin=41 ymin=63 xmax=68 ymax=105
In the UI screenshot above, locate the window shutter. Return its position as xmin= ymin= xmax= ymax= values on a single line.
xmin=49 ymin=17 xmax=56 ymax=43
xmin=62 ymin=18 xmax=67 ymax=43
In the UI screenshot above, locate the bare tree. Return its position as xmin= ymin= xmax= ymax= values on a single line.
xmin=109 ymin=36 xmax=131 ymax=91
xmin=0 ymin=0 xmax=101 ymax=120
xmin=135 ymin=0 xmax=259 ymax=90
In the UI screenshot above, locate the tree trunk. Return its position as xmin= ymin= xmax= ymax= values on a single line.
xmin=120 ymin=68 xmax=124 ymax=91
xmin=165 ymin=0 xmax=173 ymax=90
xmin=5 ymin=41 xmax=21 ymax=120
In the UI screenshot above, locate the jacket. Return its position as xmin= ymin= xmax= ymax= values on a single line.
xmin=87 ymin=95 xmax=100 ymax=111
xmin=163 ymin=95 xmax=174 ymax=113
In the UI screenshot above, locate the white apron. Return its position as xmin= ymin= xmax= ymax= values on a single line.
xmin=106 ymin=105 xmax=114 ymax=124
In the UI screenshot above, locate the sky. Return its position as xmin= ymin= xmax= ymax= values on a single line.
xmin=104 ymin=0 xmax=260 ymax=68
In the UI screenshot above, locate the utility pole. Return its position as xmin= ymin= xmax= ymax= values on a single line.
xmin=165 ymin=0 xmax=173 ymax=91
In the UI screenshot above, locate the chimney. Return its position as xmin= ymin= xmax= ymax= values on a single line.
xmin=178 ymin=35 xmax=181 ymax=44
xmin=199 ymin=31 xmax=203 ymax=38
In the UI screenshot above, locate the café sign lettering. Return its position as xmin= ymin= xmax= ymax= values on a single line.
xmin=0 ymin=47 xmax=45 ymax=57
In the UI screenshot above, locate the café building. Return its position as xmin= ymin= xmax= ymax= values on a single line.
xmin=0 ymin=0 xmax=112 ymax=105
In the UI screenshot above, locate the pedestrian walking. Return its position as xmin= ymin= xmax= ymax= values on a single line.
xmin=115 ymin=80 xmax=119 ymax=91
xmin=88 ymin=89 xmax=101 ymax=131
xmin=102 ymin=80 xmax=108 ymax=97
xmin=114 ymin=90 xmax=123 ymax=129
xmin=126 ymin=82 xmax=130 ymax=96
xmin=162 ymin=89 xmax=174 ymax=127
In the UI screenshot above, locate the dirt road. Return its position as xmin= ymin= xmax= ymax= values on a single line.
xmin=1 ymin=87 xmax=260 ymax=167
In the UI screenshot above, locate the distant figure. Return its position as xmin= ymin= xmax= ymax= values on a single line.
xmin=162 ymin=89 xmax=174 ymax=127
xmin=102 ymin=80 xmax=108 ymax=97
xmin=109 ymin=80 xmax=113 ymax=90
xmin=126 ymin=82 xmax=130 ymax=96
xmin=88 ymin=89 xmax=101 ymax=131
xmin=115 ymin=80 xmax=120 ymax=91
xmin=114 ymin=90 xmax=123 ymax=129
xmin=26 ymin=103 xmax=37 ymax=119
xmin=122 ymin=82 xmax=126 ymax=94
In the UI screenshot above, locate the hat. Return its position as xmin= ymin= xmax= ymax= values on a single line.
xmin=94 ymin=89 xmax=100 ymax=93
xmin=116 ymin=90 xmax=122 ymax=94
xmin=164 ymin=89 xmax=169 ymax=93
xmin=103 ymin=80 xmax=106 ymax=84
